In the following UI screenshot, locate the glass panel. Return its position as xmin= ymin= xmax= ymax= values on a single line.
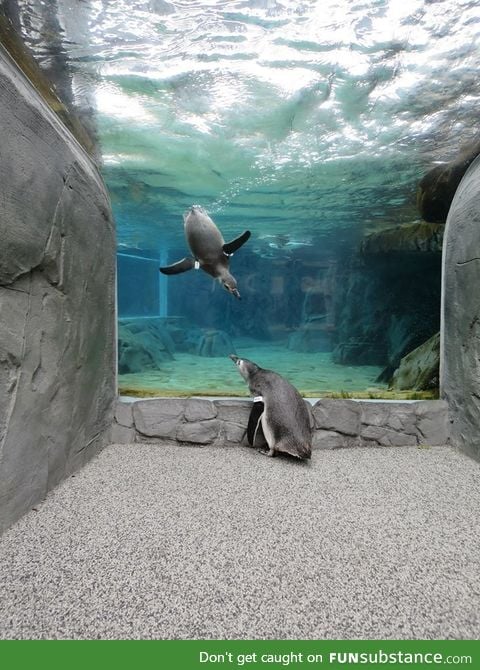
xmin=4 ymin=0 xmax=476 ymax=397
xmin=117 ymin=252 xmax=161 ymax=318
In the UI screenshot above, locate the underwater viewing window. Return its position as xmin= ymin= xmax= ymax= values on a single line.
xmin=117 ymin=252 xmax=164 ymax=318
xmin=4 ymin=0 xmax=476 ymax=397
xmin=116 ymin=215 xmax=441 ymax=397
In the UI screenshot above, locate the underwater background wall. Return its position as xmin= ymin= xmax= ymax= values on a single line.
xmin=3 ymin=0 xmax=480 ymax=396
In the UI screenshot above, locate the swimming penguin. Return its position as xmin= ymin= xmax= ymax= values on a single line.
xmin=229 ymin=354 xmax=312 ymax=459
xmin=160 ymin=205 xmax=251 ymax=299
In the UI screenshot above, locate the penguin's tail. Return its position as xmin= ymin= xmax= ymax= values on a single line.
xmin=280 ymin=440 xmax=312 ymax=460
xmin=295 ymin=443 xmax=312 ymax=460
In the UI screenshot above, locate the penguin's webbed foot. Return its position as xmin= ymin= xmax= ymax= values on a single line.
xmin=257 ymin=447 xmax=275 ymax=457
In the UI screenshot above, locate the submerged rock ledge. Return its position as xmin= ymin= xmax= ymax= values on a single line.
xmin=360 ymin=222 xmax=444 ymax=255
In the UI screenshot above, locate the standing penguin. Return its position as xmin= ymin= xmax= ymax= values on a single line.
xmin=160 ymin=205 xmax=250 ymax=299
xmin=229 ymin=354 xmax=312 ymax=460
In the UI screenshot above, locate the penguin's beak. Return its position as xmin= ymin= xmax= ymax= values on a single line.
xmin=229 ymin=354 xmax=239 ymax=363
xmin=221 ymin=280 xmax=241 ymax=299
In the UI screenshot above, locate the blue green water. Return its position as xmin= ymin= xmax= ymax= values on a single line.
xmin=6 ymin=0 xmax=480 ymax=394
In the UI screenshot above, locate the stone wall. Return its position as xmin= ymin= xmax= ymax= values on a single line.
xmin=112 ymin=398 xmax=450 ymax=450
xmin=441 ymin=154 xmax=480 ymax=460
xmin=0 ymin=47 xmax=116 ymax=532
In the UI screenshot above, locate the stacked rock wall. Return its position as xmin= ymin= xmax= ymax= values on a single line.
xmin=0 ymin=47 xmax=116 ymax=532
xmin=112 ymin=398 xmax=449 ymax=450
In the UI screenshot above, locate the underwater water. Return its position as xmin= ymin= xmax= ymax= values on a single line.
xmin=117 ymin=241 xmax=386 ymax=396
xmin=4 ymin=0 xmax=480 ymax=395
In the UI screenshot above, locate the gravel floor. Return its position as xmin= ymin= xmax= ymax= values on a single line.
xmin=1 ymin=443 xmax=479 ymax=640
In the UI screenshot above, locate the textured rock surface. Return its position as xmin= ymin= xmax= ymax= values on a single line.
xmin=418 ymin=140 xmax=480 ymax=223
xmin=0 ymin=49 xmax=116 ymax=532
xmin=288 ymin=320 xmax=332 ymax=352
xmin=312 ymin=399 xmax=361 ymax=435
xmin=115 ymin=398 xmax=449 ymax=449
xmin=361 ymin=222 xmax=444 ymax=255
xmin=392 ymin=332 xmax=440 ymax=391
xmin=133 ymin=399 xmax=186 ymax=440
xmin=196 ymin=329 xmax=236 ymax=357
xmin=442 ymin=154 xmax=480 ymax=460
xmin=332 ymin=254 xmax=440 ymax=374
xmin=118 ymin=320 xmax=174 ymax=374
xmin=214 ymin=399 xmax=250 ymax=446
xmin=177 ymin=420 xmax=221 ymax=445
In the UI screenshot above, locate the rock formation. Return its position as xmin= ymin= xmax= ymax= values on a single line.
xmin=442 ymin=154 xmax=480 ymax=460
xmin=332 ymin=226 xmax=441 ymax=381
xmin=417 ymin=140 xmax=480 ymax=223
xmin=0 ymin=46 xmax=115 ymax=532
xmin=391 ymin=332 xmax=440 ymax=391
xmin=196 ymin=330 xmax=236 ymax=357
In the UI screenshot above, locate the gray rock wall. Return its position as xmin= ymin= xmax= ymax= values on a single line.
xmin=0 ymin=47 xmax=116 ymax=532
xmin=441 ymin=154 xmax=480 ymax=460
xmin=112 ymin=398 xmax=449 ymax=449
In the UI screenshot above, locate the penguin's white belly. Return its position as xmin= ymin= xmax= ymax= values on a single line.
xmin=261 ymin=407 xmax=275 ymax=449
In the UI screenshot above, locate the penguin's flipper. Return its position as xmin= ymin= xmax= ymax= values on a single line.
xmin=248 ymin=402 xmax=267 ymax=449
xmin=247 ymin=400 xmax=264 ymax=445
xmin=223 ymin=230 xmax=251 ymax=255
xmin=159 ymin=257 xmax=195 ymax=275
